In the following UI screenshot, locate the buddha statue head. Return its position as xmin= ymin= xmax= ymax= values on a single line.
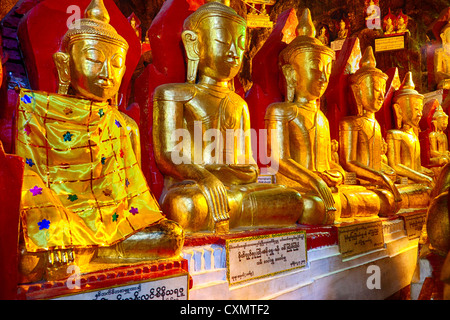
xmin=432 ymin=104 xmax=449 ymax=132
xmin=441 ymin=22 xmax=450 ymax=53
xmin=181 ymin=0 xmax=246 ymax=85
xmin=392 ymin=72 xmax=424 ymax=130
xmin=53 ymin=0 xmax=128 ymax=102
xmin=350 ymin=46 xmax=388 ymax=116
xmin=279 ymin=9 xmax=335 ymax=103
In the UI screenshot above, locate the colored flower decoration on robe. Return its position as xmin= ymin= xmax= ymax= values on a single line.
xmin=38 ymin=219 xmax=50 ymax=230
xmin=98 ymin=108 xmax=105 ymax=118
xmin=67 ymin=194 xmax=78 ymax=202
xmin=63 ymin=131 xmax=74 ymax=142
xmin=112 ymin=212 xmax=118 ymax=222
xmin=101 ymin=156 xmax=106 ymax=165
xmin=21 ymin=95 xmax=32 ymax=104
xmin=125 ymin=178 xmax=130 ymax=187
xmin=115 ymin=119 xmax=122 ymax=128
xmin=26 ymin=158 xmax=35 ymax=167
xmin=30 ymin=185 xmax=43 ymax=196
xmin=129 ymin=207 xmax=139 ymax=215
xmin=24 ymin=125 xmax=31 ymax=136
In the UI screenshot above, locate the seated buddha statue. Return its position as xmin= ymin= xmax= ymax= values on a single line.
xmin=385 ymin=72 xmax=433 ymax=206
xmin=340 ymin=46 xmax=431 ymax=216
xmin=435 ymin=22 xmax=450 ymax=90
xmin=152 ymin=1 xmax=303 ymax=233
xmin=337 ymin=19 xmax=348 ymax=40
xmin=265 ymin=9 xmax=381 ymax=225
xmin=429 ymin=104 xmax=450 ymax=166
xmin=339 ymin=46 xmax=402 ymax=216
xmin=16 ymin=0 xmax=184 ymax=283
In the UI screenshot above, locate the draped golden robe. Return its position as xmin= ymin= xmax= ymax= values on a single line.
xmin=15 ymin=89 xmax=163 ymax=252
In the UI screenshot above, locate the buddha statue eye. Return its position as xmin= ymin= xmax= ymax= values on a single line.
xmin=84 ymin=48 xmax=105 ymax=64
xmin=111 ymin=54 xmax=125 ymax=68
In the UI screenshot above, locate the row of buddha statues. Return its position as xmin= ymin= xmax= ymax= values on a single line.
xmin=7 ymin=0 xmax=450 ymax=286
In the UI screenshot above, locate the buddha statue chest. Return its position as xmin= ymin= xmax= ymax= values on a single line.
xmin=289 ymin=106 xmax=331 ymax=172
xmin=355 ymin=117 xmax=383 ymax=171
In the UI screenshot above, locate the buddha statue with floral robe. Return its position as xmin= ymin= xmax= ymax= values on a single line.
xmin=16 ymin=0 xmax=184 ymax=283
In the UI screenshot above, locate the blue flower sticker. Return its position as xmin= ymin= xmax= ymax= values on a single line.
xmin=101 ymin=156 xmax=106 ymax=165
xmin=67 ymin=194 xmax=78 ymax=202
xmin=63 ymin=131 xmax=73 ymax=142
xmin=21 ymin=95 xmax=33 ymax=104
xmin=115 ymin=119 xmax=122 ymax=128
xmin=38 ymin=219 xmax=50 ymax=230
xmin=25 ymin=158 xmax=35 ymax=167
xmin=98 ymin=109 xmax=105 ymax=118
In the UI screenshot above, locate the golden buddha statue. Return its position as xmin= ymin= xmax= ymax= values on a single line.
xmin=384 ymin=17 xmax=394 ymax=35
xmin=318 ymin=27 xmax=328 ymax=46
xmin=265 ymin=9 xmax=380 ymax=225
xmin=385 ymin=72 xmax=434 ymax=203
xmin=16 ymin=0 xmax=184 ymax=283
xmin=337 ymin=20 xmax=348 ymax=40
xmin=429 ymin=104 xmax=450 ymax=166
xmin=435 ymin=22 xmax=450 ymax=90
xmin=340 ymin=46 xmax=402 ymax=216
xmin=152 ymin=1 xmax=303 ymax=233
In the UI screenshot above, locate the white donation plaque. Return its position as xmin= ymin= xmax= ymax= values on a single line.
xmin=54 ymin=273 xmax=189 ymax=300
xmin=226 ymin=231 xmax=307 ymax=285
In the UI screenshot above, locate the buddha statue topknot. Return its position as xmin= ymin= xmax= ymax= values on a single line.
xmin=16 ymin=0 xmax=184 ymax=283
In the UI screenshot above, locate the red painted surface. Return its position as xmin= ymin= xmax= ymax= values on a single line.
xmin=0 ymin=142 xmax=24 ymax=300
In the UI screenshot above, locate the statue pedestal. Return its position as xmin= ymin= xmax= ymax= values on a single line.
xmin=17 ymin=258 xmax=191 ymax=300
xmin=182 ymin=216 xmax=420 ymax=299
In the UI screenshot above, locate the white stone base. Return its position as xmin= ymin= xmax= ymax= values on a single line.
xmin=182 ymin=219 xmax=419 ymax=300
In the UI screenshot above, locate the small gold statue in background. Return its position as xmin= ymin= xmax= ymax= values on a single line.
xmin=337 ymin=19 xmax=348 ymax=39
xmin=429 ymin=104 xmax=450 ymax=166
xmin=265 ymin=9 xmax=380 ymax=225
xmin=16 ymin=0 xmax=184 ymax=283
xmin=434 ymin=21 xmax=450 ymax=90
xmin=153 ymin=1 xmax=303 ymax=233
xmin=385 ymin=72 xmax=433 ymax=206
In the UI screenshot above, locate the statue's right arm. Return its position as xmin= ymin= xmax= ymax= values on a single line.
xmin=339 ymin=119 xmax=401 ymax=200
xmin=265 ymin=103 xmax=335 ymax=211
xmin=153 ymin=84 xmax=230 ymax=222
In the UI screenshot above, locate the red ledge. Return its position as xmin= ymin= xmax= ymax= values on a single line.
xmin=17 ymin=258 xmax=190 ymax=300
xmin=183 ymin=225 xmax=338 ymax=251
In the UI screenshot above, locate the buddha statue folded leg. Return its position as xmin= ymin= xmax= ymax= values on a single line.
xmin=161 ymin=181 xmax=303 ymax=232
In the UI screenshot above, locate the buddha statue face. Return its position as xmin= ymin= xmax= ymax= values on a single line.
xmin=67 ymin=39 xmax=126 ymax=101
xmin=433 ymin=110 xmax=449 ymax=131
xmin=54 ymin=0 xmax=128 ymax=102
xmin=289 ymin=51 xmax=332 ymax=102
xmin=395 ymin=95 xmax=423 ymax=128
xmin=197 ymin=17 xmax=246 ymax=81
xmin=441 ymin=26 xmax=450 ymax=52
xmin=356 ymin=75 xmax=386 ymax=114
xmin=182 ymin=3 xmax=246 ymax=83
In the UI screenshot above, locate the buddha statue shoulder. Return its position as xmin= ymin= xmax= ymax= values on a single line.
xmin=15 ymin=0 xmax=184 ymax=283
xmin=153 ymin=1 xmax=303 ymax=234
xmin=265 ymin=9 xmax=381 ymax=224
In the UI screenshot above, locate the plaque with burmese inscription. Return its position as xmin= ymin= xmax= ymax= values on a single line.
xmin=226 ymin=231 xmax=307 ymax=285
xmin=54 ymin=273 xmax=189 ymax=300
xmin=399 ymin=211 xmax=427 ymax=240
xmin=337 ymin=220 xmax=384 ymax=258
xmin=374 ymin=35 xmax=405 ymax=52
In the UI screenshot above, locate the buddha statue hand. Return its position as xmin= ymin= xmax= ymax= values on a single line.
xmin=379 ymin=172 xmax=402 ymax=202
xmin=198 ymin=172 xmax=231 ymax=223
xmin=315 ymin=170 xmax=343 ymax=187
xmin=205 ymin=164 xmax=258 ymax=185
xmin=310 ymin=172 xmax=337 ymax=212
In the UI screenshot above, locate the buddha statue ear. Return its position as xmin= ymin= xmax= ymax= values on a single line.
xmin=393 ymin=103 xmax=402 ymax=129
xmin=350 ymin=83 xmax=363 ymax=116
xmin=281 ymin=64 xmax=297 ymax=103
xmin=182 ymin=30 xmax=200 ymax=83
xmin=53 ymin=52 xmax=71 ymax=94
